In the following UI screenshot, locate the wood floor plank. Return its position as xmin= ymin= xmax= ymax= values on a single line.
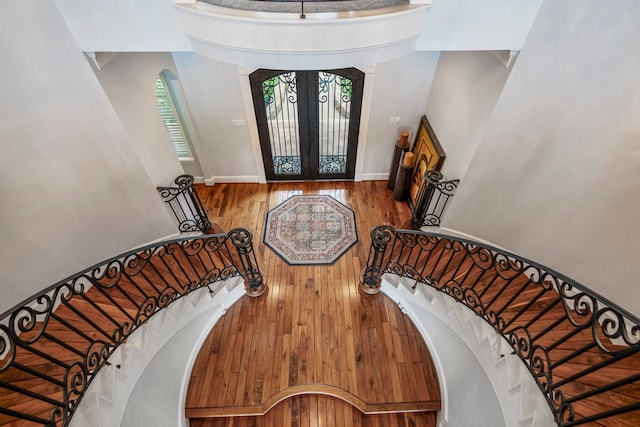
xmin=189 ymin=394 xmax=437 ymax=427
xmin=5 ymin=181 xmax=638 ymax=427
xmin=185 ymin=182 xmax=441 ymax=420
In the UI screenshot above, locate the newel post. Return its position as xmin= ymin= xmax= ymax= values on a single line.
xmin=360 ymin=225 xmax=394 ymax=294
xmin=229 ymin=228 xmax=267 ymax=297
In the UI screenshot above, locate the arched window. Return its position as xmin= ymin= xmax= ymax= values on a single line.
xmin=156 ymin=70 xmax=193 ymax=161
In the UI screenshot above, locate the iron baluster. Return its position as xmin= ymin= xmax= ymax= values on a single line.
xmin=229 ymin=228 xmax=267 ymax=297
xmin=359 ymin=225 xmax=394 ymax=294
xmin=0 ymin=228 xmax=263 ymax=425
xmin=360 ymin=226 xmax=640 ymax=426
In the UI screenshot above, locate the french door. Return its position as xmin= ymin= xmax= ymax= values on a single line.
xmin=250 ymin=68 xmax=364 ymax=181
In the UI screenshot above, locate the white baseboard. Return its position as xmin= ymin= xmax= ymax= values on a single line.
xmin=207 ymin=174 xmax=386 ymax=183
xmin=192 ymin=176 xmax=205 ymax=184
xmin=359 ymin=172 xmax=389 ymax=181
xmin=205 ymin=175 xmax=261 ymax=185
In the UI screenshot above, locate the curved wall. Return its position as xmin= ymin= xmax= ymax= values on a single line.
xmin=175 ymin=3 xmax=429 ymax=70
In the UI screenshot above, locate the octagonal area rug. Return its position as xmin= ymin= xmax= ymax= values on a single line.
xmin=264 ymin=195 xmax=358 ymax=265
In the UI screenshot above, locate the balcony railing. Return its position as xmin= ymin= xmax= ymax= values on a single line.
xmin=201 ymin=0 xmax=404 ymax=18
xmin=2 ymin=223 xmax=637 ymax=426
xmin=0 ymin=229 xmax=265 ymax=426
xmin=361 ymin=226 xmax=640 ymax=427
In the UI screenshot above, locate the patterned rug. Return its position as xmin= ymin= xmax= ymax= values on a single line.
xmin=264 ymin=195 xmax=358 ymax=265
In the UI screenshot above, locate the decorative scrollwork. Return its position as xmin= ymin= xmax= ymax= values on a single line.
xmin=385 ymin=261 xmax=404 ymax=277
xmin=558 ymin=282 xmax=597 ymax=328
xmin=49 ymin=406 xmax=65 ymax=427
xmin=318 ymin=155 xmax=346 ymax=174
xmin=0 ymin=326 xmax=15 ymax=372
xmin=228 ymin=228 xmax=253 ymax=251
xmin=421 ymin=214 xmax=441 ymax=226
xmin=494 ymin=253 xmax=527 ymax=280
xmin=157 ymin=243 xmax=175 ymax=258
xmin=465 ymin=244 xmax=495 ymax=270
xmin=10 ymin=294 xmax=55 ymax=345
xmin=370 ymin=225 xmax=394 ymax=248
xmin=361 ymin=225 xmax=640 ymax=427
xmin=462 ymin=287 xmax=485 ymax=316
xmin=442 ymin=279 xmax=464 ymax=302
xmin=558 ymin=399 xmax=576 ymax=426
xmin=174 ymin=174 xmax=194 ymax=188
xmin=86 ymin=340 xmax=111 ymax=374
xmin=396 ymin=231 xmax=419 ymax=248
xmin=123 ymin=250 xmax=153 ymax=276
xmin=273 ymin=155 xmax=302 ymax=175
xmin=178 ymin=219 xmax=201 ymax=233
xmin=530 ymin=345 xmax=553 ymax=393
xmin=91 ymin=260 xmax=123 ymax=288
xmin=204 ymin=236 xmax=228 ymax=253
xmin=280 ymin=72 xmax=297 ymax=104
xmin=156 ymin=186 xmax=181 ymax=202
xmin=434 ymin=179 xmax=459 ymax=196
xmin=181 ymin=238 xmax=205 ymax=256
xmin=318 ymin=72 xmax=335 ymax=103
xmin=135 ymin=297 xmax=159 ymax=326
xmin=401 ymin=264 xmax=422 ymax=282
xmin=508 ymin=326 xmax=534 ymax=359
xmin=158 ymin=287 xmax=178 ymax=308
xmin=592 ymin=308 xmax=640 ymax=353
xmin=0 ymin=228 xmax=263 ymax=426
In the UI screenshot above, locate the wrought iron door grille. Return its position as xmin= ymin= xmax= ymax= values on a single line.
xmin=273 ymin=155 xmax=302 ymax=175
xmin=318 ymin=155 xmax=347 ymax=174
xmin=264 ymin=72 xmax=301 ymax=176
xmin=318 ymin=72 xmax=352 ymax=175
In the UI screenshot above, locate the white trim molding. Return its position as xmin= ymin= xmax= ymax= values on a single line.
xmin=208 ymin=175 xmax=262 ymax=183
xmin=174 ymin=3 xmax=429 ymax=70
xmin=358 ymin=172 xmax=388 ymax=181
xmin=354 ymin=64 xmax=376 ymax=182
xmin=238 ymin=65 xmax=267 ymax=184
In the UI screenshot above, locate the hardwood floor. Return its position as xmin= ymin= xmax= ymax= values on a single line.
xmin=2 ymin=181 xmax=638 ymax=426
xmin=186 ymin=182 xmax=440 ymax=425
xmin=189 ymin=394 xmax=437 ymax=427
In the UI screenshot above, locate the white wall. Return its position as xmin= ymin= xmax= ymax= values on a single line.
xmin=172 ymin=53 xmax=260 ymax=182
xmin=169 ymin=51 xmax=439 ymax=182
xmin=53 ymin=0 xmax=191 ymax=52
xmin=416 ymin=0 xmax=543 ymax=51
xmin=0 ymin=2 xmax=178 ymax=313
xmin=443 ymin=0 xmax=640 ymax=314
xmin=426 ymin=51 xmax=513 ymax=180
xmin=92 ymin=53 xmax=185 ymax=187
xmin=362 ymin=51 xmax=440 ymax=178
xmin=53 ymin=0 xmax=541 ymax=55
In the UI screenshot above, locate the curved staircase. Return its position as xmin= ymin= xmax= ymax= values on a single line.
xmin=1 ymin=181 xmax=638 ymax=427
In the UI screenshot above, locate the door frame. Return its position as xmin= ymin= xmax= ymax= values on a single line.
xmin=249 ymin=68 xmax=365 ymax=181
xmin=237 ymin=65 xmax=376 ymax=184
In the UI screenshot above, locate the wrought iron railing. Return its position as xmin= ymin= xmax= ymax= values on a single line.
xmin=410 ymin=170 xmax=459 ymax=228
xmin=0 ymin=229 xmax=265 ymax=426
xmin=204 ymin=0 xmax=360 ymax=19
xmin=157 ymin=174 xmax=212 ymax=233
xmin=361 ymin=226 xmax=640 ymax=427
